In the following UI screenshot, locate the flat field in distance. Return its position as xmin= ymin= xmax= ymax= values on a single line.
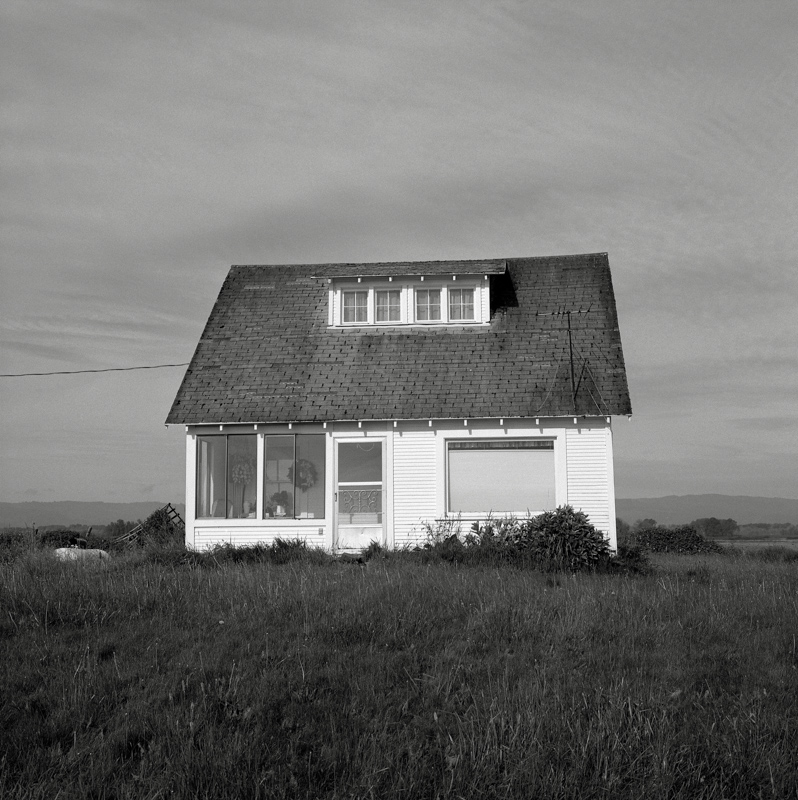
xmin=718 ymin=538 xmax=798 ymax=551
xmin=2 ymin=550 xmax=797 ymax=799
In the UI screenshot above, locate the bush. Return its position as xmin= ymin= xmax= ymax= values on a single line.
xmin=521 ymin=506 xmax=611 ymax=572
xmin=633 ymin=525 xmax=723 ymax=554
xmin=0 ymin=529 xmax=31 ymax=563
xmin=599 ymin=542 xmax=652 ymax=575
xmin=139 ymin=507 xmax=183 ymax=545
xmin=418 ymin=507 xmax=611 ymax=573
xmin=360 ymin=540 xmax=385 ymax=560
xmin=38 ymin=529 xmax=80 ymax=548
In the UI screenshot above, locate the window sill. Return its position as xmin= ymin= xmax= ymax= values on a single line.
xmin=329 ymin=321 xmax=488 ymax=329
xmin=194 ymin=517 xmax=327 ymax=526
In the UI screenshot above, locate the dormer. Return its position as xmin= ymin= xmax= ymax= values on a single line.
xmin=325 ymin=260 xmax=506 ymax=328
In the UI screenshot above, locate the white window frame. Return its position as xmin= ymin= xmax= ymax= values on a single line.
xmin=414 ymin=286 xmax=443 ymax=323
xmin=341 ymin=289 xmax=371 ymax=325
xmin=332 ymin=278 xmax=487 ymax=327
xmin=448 ymin=286 xmax=476 ymax=322
xmin=375 ymin=288 xmax=403 ymax=323
xmin=444 ymin=436 xmax=559 ymax=518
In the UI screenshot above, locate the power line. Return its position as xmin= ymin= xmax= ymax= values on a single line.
xmin=0 ymin=362 xmax=190 ymax=377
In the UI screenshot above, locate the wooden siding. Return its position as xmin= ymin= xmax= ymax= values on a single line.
xmin=479 ymin=280 xmax=489 ymax=323
xmin=565 ymin=426 xmax=611 ymax=533
xmin=184 ymin=418 xmax=617 ymax=550
xmin=392 ymin=428 xmax=439 ymax=546
xmin=194 ymin=524 xmax=326 ymax=551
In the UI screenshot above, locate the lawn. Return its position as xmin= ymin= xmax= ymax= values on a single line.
xmin=1 ymin=548 xmax=796 ymax=798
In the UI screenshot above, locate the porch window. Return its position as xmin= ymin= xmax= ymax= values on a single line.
xmin=447 ymin=440 xmax=555 ymax=515
xmin=415 ymin=288 xmax=441 ymax=321
xmin=196 ymin=434 xmax=258 ymax=519
xmin=264 ymin=434 xmax=326 ymax=519
xmin=342 ymin=291 xmax=368 ymax=323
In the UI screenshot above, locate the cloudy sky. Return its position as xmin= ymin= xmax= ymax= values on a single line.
xmin=2 ymin=0 xmax=796 ymax=504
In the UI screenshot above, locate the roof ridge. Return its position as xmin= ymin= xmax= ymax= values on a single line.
xmin=229 ymin=252 xmax=608 ymax=269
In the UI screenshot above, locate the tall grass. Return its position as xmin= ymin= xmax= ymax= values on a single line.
xmin=1 ymin=549 xmax=797 ymax=798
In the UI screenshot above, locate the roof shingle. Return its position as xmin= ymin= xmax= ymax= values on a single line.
xmin=166 ymin=253 xmax=632 ymax=424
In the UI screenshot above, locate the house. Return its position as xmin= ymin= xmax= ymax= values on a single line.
xmin=166 ymin=253 xmax=631 ymax=552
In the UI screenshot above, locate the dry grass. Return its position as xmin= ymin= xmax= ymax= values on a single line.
xmin=1 ymin=548 xmax=797 ymax=798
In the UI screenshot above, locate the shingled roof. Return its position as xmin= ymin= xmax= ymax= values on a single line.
xmin=166 ymin=253 xmax=631 ymax=425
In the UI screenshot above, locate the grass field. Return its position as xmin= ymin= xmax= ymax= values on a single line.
xmin=1 ymin=546 xmax=797 ymax=799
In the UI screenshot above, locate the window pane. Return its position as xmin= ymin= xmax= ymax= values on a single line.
xmin=449 ymin=288 xmax=475 ymax=321
xmin=415 ymin=288 xmax=441 ymax=321
xmin=376 ymin=290 xmax=401 ymax=322
xmin=448 ymin=441 xmax=555 ymax=513
xmin=227 ymin=435 xmax=257 ymax=518
xmin=338 ymin=441 xmax=382 ymax=483
xmin=264 ymin=435 xmax=295 ymax=518
xmin=343 ymin=291 xmax=368 ymax=323
xmin=196 ymin=436 xmax=226 ymax=518
xmin=338 ymin=485 xmax=383 ymax=525
xmin=295 ymin=435 xmax=325 ymax=519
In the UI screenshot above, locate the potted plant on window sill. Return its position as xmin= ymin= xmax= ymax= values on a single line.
xmin=268 ymin=491 xmax=293 ymax=518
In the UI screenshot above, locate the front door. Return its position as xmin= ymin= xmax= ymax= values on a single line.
xmin=335 ymin=439 xmax=385 ymax=551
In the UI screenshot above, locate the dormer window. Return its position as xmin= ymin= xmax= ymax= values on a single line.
xmin=342 ymin=290 xmax=368 ymax=323
xmin=448 ymin=288 xmax=474 ymax=321
xmin=376 ymin=289 xmax=401 ymax=322
xmin=415 ymin=288 xmax=441 ymax=321
xmin=331 ymin=277 xmax=489 ymax=327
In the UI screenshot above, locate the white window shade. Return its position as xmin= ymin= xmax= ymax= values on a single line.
xmin=448 ymin=440 xmax=555 ymax=514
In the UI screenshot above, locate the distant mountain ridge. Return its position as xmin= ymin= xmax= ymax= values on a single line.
xmin=2 ymin=496 xmax=796 ymax=529
xmin=0 ymin=501 xmax=186 ymax=528
xmin=616 ymin=495 xmax=798 ymax=526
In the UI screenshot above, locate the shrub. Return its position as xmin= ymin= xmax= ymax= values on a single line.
xmin=599 ymin=542 xmax=652 ymax=575
xmin=38 ymin=529 xmax=79 ymax=548
xmin=633 ymin=524 xmax=723 ymax=554
xmin=0 ymin=529 xmax=31 ymax=564
xmin=521 ymin=505 xmax=611 ymax=572
xmin=139 ymin=507 xmax=183 ymax=545
xmin=418 ymin=507 xmax=611 ymax=572
xmin=360 ymin=540 xmax=385 ymax=560
xmin=418 ymin=516 xmax=463 ymax=544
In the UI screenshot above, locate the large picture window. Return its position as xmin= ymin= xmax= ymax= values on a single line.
xmin=264 ymin=434 xmax=326 ymax=519
xmin=447 ymin=440 xmax=555 ymax=515
xmin=196 ymin=435 xmax=258 ymax=519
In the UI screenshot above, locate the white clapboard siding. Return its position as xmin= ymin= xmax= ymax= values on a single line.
xmin=194 ymin=525 xmax=326 ymax=551
xmin=392 ymin=429 xmax=439 ymax=546
xmin=565 ymin=426 xmax=610 ymax=533
xmin=480 ymin=281 xmax=490 ymax=323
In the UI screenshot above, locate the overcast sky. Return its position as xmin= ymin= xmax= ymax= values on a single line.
xmin=1 ymin=0 xmax=796 ymax=504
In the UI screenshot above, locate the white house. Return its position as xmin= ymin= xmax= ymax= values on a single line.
xmin=166 ymin=254 xmax=632 ymax=552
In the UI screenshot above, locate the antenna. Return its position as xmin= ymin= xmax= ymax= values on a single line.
xmin=567 ymin=311 xmax=577 ymax=415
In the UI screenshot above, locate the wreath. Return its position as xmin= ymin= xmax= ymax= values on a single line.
xmin=288 ymin=458 xmax=318 ymax=492
xmin=231 ymin=456 xmax=256 ymax=484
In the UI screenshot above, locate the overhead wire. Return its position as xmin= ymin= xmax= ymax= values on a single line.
xmin=0 ymin=363 xmax=189 ymax=377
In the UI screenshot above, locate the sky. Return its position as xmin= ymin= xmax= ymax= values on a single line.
xmin=1 ymin=0 xmax=796 ymax=504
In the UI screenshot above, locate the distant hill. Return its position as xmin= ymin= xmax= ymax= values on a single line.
xmin=0 ymin=501 xmax=186 ymax=528
xmin=4 ymin=495 xmax=796 ymax=529
xmin=616 ymin=495 xmax=798 ymax=526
